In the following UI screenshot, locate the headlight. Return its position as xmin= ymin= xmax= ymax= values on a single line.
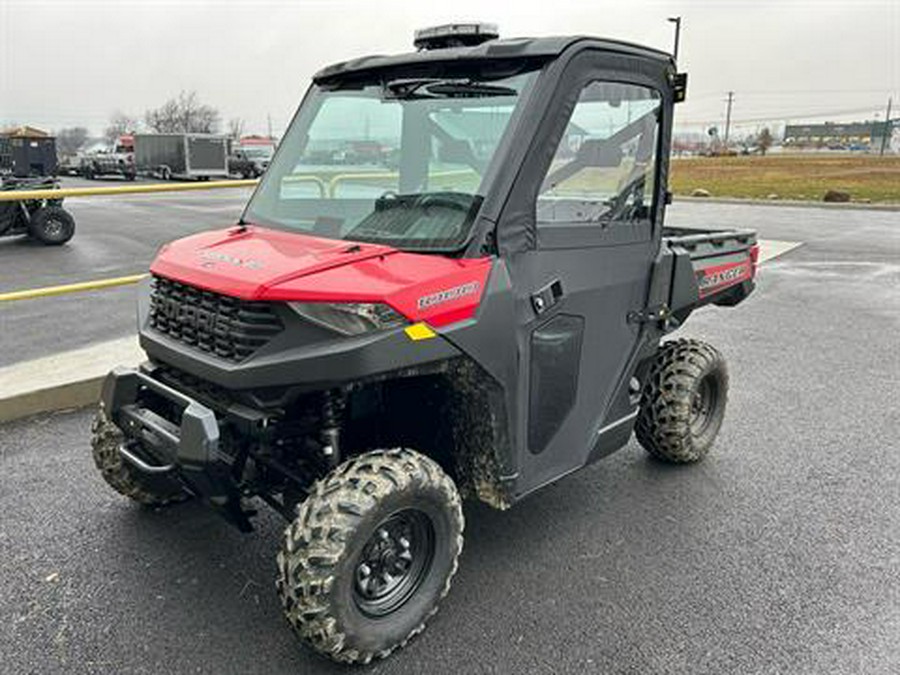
xmin=289 ymin=302 xmax=407 ymax=336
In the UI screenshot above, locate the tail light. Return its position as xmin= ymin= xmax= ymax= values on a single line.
xmin=749 ymin=243 xmax=760 ymax=278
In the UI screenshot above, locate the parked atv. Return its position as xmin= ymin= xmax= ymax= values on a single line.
xmin=91 ymin=24 xmax=758 ymax=664
xmin=0 ymin=176 xmax=76 ymax=245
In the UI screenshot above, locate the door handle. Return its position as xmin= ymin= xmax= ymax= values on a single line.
xmin=531 ymin=279 xmax=564 ymax=315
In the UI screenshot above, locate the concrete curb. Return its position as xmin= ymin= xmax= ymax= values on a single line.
xmin=0 ymin=240 xmax=804 ymax=424
xmin=0 ymin=336 xmax=143 ymax=423
xmin=0 ymin=376 xmax=105 ymax=423
xmin=674 ymin=195 xmax=900 ymax=211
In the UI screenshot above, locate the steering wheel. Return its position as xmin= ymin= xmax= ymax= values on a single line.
xmin=416 ymin=194 xmax=469 ymax=239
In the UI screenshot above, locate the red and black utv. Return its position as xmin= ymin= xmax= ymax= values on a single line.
xmin=91 ymin=24 xmax=757 ymax=663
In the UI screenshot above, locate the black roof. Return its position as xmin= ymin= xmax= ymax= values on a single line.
xmin=313 ymin=36 xmax=672 ymax=85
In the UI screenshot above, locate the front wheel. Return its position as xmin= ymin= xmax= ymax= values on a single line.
xmin=29 ymin=205 xmax=75 ymax=245
xmin=635 ymin=339 xmax=729 ymax=463
xmin=276 ymin=448 xmax=464 ymax=664
xmin=90 ymin=408 xmax=191 ymax=506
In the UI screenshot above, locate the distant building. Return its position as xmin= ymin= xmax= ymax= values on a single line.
xmin=1 ymin=125 xmax=52 ymax=138
xmin=0 ymin=125 xmax=57 ymax=176
xmin=783 ymin=120 xmax=894 ymax=149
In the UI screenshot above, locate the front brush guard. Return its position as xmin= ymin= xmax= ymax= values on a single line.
xmin=100 ymin=365 xmax=253 ymax=531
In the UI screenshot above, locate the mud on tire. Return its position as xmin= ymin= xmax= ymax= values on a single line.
xmin=276 ymin=448 xmax=464 ymax=664
xmin=90 ymin=408 xmax=190 ymax=506
xmin=635 ymin=338 xmax=729 ymax=463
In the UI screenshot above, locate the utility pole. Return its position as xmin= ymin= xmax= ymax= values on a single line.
xmin=724 ymin=91 xmax=735 ymax=147
xmin=880 ymin=97 xmax=892 ymax=156
xmin=667 ymin=16 xmax=682 ymax=62
xmin=267 ymin=113 xmax=273 ymax=140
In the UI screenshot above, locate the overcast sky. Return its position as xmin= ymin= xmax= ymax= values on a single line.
xmin=1 ymin=0 xmax=897 ymax=138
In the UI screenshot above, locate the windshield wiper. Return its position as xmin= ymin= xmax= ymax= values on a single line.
xmin=384 ymin=78 xmax=516 ymax=100
xmin=423 ymin=81 xmax=517 ymax=97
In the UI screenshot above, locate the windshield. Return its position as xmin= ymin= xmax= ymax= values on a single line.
xmin=240 ymin=146 xmax=274 ymax=159
xmin=244 ymin=70 xmax=537 ymax=251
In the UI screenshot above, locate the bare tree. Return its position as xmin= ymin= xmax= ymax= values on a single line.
xmin=227 ymin=117 xmax=245 ymax=140
xmin=757 ymin=128 xmax=773 ymax=156
xmin=145 ymin=91 xmax=220 ymax=134
xmin=56 ymin=127 xmax=90 ymax=156
xmin=105 ymin=111 xmax=137 ymax=145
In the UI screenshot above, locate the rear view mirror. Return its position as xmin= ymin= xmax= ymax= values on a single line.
xmin=438 ymin=138 xmax=476 ymax=165
xmin=577 ymin=138 xmax=624 ymax=168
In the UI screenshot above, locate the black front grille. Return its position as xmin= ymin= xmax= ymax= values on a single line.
xmin=149 ymin=276 xmax=283 ymax=361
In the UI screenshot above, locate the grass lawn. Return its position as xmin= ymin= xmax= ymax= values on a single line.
xmin=669 ymin=154 xmax=900 ymax=203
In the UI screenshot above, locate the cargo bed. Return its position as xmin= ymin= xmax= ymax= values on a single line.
xmin=648 ymin=227 xmax=759 ymax=326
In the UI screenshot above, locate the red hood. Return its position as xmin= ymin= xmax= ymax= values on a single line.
xmin=150 ymin=226 xmax=493 ymax=327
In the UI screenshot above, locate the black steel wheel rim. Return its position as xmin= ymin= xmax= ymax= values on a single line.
xmin=43 ymin=217 xmax=64 ymax=237
xmin=353 ymin=508 xmax=435 ymax=618
xmin=690 ymin=375 xmax=718 ymax=437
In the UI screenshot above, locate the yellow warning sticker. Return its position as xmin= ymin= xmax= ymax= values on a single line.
xmin=404 ymin=323 xmax=437 ymax=341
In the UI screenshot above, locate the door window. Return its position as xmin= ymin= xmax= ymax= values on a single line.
xmin=538 ymin=82 xmax=661 ymax=227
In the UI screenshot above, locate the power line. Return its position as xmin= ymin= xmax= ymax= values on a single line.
xmin=677 ymin=104 xmax=887 ymax=126
xmin=691 ymin=88 xmax=896 ymax=98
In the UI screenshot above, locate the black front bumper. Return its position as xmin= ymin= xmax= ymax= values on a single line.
xmin=101 ymin=365 xmax=254 ymax=530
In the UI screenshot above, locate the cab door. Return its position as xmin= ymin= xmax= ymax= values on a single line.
xmin=505 ymin=58 xmax=666 ymax=495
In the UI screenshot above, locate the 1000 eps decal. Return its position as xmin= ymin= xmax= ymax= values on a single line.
xmin=417 ymin=281 xmax=481 ymax=310
xmin=199 ymin=250 xmax=264 ymax=270
xmin=697 ymin=262 xmax=751 ymax=296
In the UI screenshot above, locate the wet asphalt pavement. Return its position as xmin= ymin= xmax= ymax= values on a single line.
xmin=0 ymin=177 xmax=252 ymax=367
xmin=1 ymin=199 xmax=899 ymax=673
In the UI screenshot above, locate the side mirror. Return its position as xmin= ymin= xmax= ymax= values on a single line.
xmin=673 ymin=73 xmax=688 ymax=103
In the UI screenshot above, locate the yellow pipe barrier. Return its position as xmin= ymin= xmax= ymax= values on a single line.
xmin=0 ymin=179 xmax=259 ymax=202
xmin=0 ymin=174 xmax=338 ymax=201
xmin=0 ymin=170 xmax=480 ymax=202
xmin=281 ymin=174 xmax=328 ymax=198
xmin=0 ymin=273 xmax=149 ymax=302
xmin=327 ymin=169 xmax=477 ymax=198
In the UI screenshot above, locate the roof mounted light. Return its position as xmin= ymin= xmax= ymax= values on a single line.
xmin=413 ymin=23 xmax=499 ymax=51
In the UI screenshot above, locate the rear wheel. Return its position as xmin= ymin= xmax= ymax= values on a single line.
xmin=276 ymin=448 xmax=464 ymax=664
xmin=635 ymin=339 xmax=729 ymax=463
xmin=90 ymin=408 xmax=190 ymax=506
xmin=29 ymin=205 xmax=75 ymax=245
xmin=0 ymin=203 xmax=18 ymax=235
